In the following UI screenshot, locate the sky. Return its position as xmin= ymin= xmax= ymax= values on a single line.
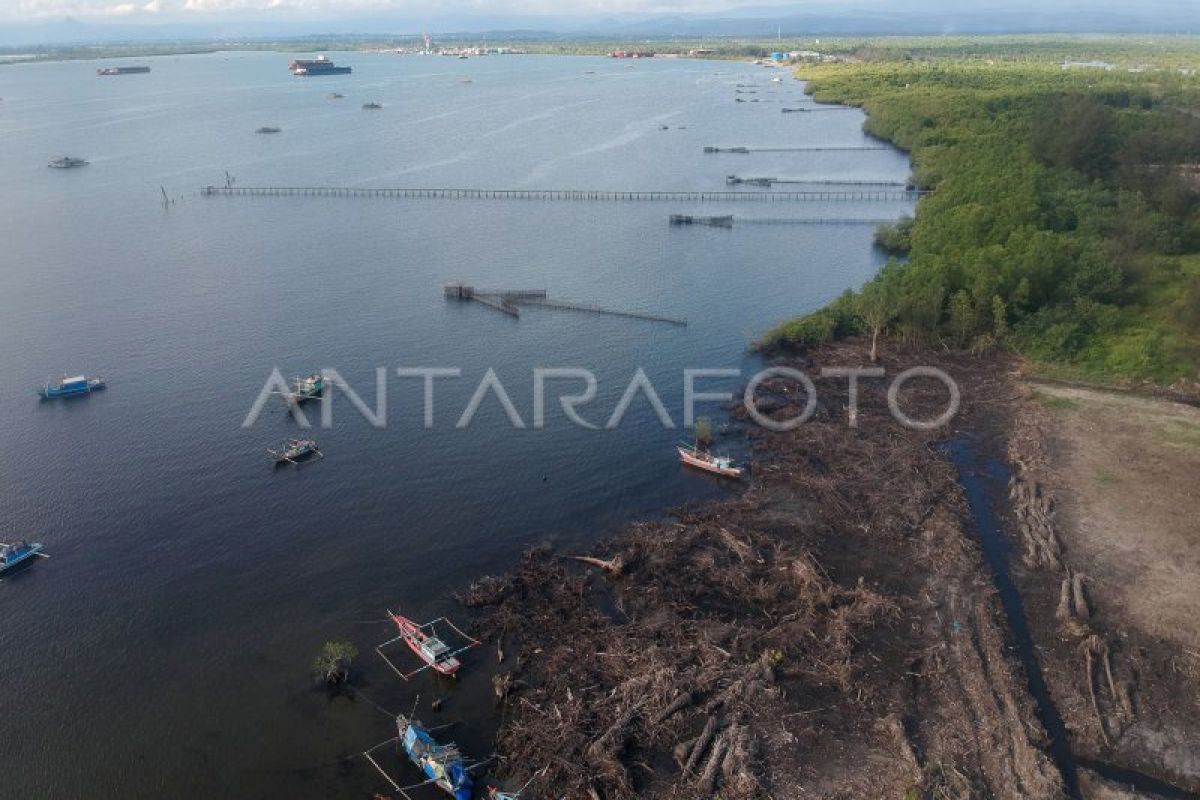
xmin=0 ymin=0 xmax=810 ymax=22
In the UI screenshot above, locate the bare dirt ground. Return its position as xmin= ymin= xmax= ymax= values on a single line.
xmin=1008 ymin=381 xmax=1200 ymax=796
xmin=464 ymin=342 xmax=1067 ymax=800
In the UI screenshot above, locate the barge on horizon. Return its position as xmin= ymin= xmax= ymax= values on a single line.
xmin=289 ymin=56 xmax=352 ymax=76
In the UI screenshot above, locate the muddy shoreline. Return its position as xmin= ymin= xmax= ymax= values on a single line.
xmin=450 ymin=339 xmax=1200 ymax=800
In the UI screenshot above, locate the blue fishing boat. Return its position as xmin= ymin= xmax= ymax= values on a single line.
xmin=39 ymin=374 xmax=105 ymax=399
xmin=0 ymin=540 xmax=46 ymax=576
xmin=398 ymin=715 xmax=473 ymax=800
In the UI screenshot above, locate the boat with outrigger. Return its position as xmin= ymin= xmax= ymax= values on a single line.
xmin=280 ymin=373 xmax=325 ymax=405
xmin=1 ymin=540 xmax=47 ymax=577
xmin=677 ymin=441 xmax=743 ymax=479
xmin=39 ymin=374 xmax=105 ymax=399
xmin=362 ymin=703 xmax=483 ymax=800
xmin=48 ymin=156 xmax=88 ymax=169
xmin=376 ymin=610 xmax=480 ymax=680
xmin=268 ymin=439 xmax=322 ymax=465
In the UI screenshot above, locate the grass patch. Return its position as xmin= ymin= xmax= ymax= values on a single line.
xmin=1155 ymin=419 xmax=1200 ymax=450
xmin=1031 ymin=391 xmax=1080 ymax=411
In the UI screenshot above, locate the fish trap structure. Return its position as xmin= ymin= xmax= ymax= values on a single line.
xmin=444 ymin=284 xmax=686 ymax=327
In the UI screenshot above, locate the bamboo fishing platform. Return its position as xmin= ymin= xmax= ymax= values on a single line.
xmin=199 ymin=185 xmax=923 ymax=202
xmin=444 ymin=284 xmax=686 ymax=326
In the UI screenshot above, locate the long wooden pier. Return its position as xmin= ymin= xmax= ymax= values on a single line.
xmin=201 ymin=185 xmax=923 ymax=202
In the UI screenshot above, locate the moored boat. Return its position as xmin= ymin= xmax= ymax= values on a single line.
xmin=387 ymin=611 xmax=462 ymax=676
xmin=268 ymin=439 xmax=322 ymax=465
xmin=677 ymin=443 xmax=743 ymax=478
xmin=283 ymin=373 xmax=324 ymax=404
xmin=96 ymin=66 xmax=150 ymax=75
xmin=39 ymin=374 xmax=104 ymax=399
xmin=47 ymin=156 xmax=88 ymax=169
xmin=0 ymin=540 xmax=46 ymax=576
xmin=397 ymin=715 xmax=474 ymax=800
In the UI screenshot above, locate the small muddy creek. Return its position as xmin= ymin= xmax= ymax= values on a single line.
xmin=944 ymin=438 xmax=1199 ymax=800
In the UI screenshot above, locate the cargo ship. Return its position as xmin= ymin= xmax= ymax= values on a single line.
xmin=289 ymin=56 xmax=351 ymax=76
xmin=96 ymin=66 xmax=150 ymax=76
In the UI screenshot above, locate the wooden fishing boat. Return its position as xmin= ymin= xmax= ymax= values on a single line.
xmin=268 ymin=439 xmax=322 ymax=465
xmin=39 ymin=374 xmax=105 ymax=399
xmin=283 ymin=373 xmax=325 ymax=404
xmin=361 ymin=708 xmax=481 ymax=800
xmin=376 ymin=612 xmax=480 ymax=681
xmin=388 ymin=612 xmax=461 ymax=676
xmin=48 ymin=156 xmax=88 ymax=169
xmin=677 ymin=443 xmax=743 ymax=478
xmin=397 ymin=715 xmax=474 ymax=800
xmin=0 ymin=540 xmax=47 ymax=576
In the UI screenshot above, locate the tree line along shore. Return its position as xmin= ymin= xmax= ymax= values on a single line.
xmin=764 ymin=46 xmax=1200 ymax=388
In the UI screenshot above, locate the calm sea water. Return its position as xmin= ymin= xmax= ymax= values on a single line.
xmin=0 ymin=52 xmax=911 ymax=799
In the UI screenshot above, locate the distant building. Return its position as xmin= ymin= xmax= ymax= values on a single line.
xmin=1061 ymin=60 xmax=1115 ymax=71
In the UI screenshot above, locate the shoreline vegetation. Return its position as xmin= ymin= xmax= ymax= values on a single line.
xmin=762 ymin=40 xmax=1200 ymax=390
xmin=439 ymin=36 xmax=1200 ymax=800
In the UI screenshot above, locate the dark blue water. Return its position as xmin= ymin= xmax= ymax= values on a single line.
xmin=0 ymin=52 xmax=912 ymax=798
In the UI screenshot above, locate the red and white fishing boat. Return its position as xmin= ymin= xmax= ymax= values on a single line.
xmin=677 ymin=442 xmax=743 ymax=478
xmin=377 ymin=611 xmax=481 ymax=680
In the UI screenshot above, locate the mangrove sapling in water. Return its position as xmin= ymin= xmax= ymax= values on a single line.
xmin=313 ymin=640 xmax=358 ymax=686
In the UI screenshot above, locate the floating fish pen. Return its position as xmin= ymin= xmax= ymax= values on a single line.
xmin=444 ymin=284 xmax=685 ymax=326
xmin=201 ymin=185 xmax=926 ymax=202
xmin=669 ymin=214 xmax=734 ymax=227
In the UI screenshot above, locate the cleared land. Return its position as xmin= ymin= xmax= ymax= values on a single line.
xmin=1009 ymin=381 xmax=1200 ymax=794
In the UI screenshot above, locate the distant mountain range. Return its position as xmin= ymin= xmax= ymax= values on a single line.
xmin=3 ymin=1 xmax=1199 ymax=48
